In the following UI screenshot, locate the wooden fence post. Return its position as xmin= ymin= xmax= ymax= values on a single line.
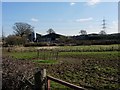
xmin=34 ymin=68 xmax=46 ymax=90
xmin=42 ymin=69 xmax=46 ymax=90
xmin=47 ymin=79 xmax=50 ymax=90
xmin=43 ymin=49 xmax=45 ymax=60
xmin=37 ymin=50 xmax=39 ymax=58
xmin=56 ymin=51 xmax=59 ymax=60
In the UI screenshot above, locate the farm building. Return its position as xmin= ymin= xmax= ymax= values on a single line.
xmin=36 ymin=33 xmax=64 ymax=43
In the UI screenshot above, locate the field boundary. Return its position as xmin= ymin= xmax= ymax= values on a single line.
xmin=21 ymin=68 xmax=87 ymax=90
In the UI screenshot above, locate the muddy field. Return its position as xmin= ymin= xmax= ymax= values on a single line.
xmin=2 ymin=45 xmax=120 ymax=90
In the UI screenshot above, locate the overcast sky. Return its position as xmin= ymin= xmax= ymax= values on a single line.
xmin=2 ymin=1 xmax=118 ymax=36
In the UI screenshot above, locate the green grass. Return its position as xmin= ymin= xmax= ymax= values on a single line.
xmin=50 ymin=81 xmax=72 ymax=90
xmin=10 ymin=52 xmax=38 ymax=59
xmin=32 ymin=59 xmax=57 ymax=64
xmin=7 ymin=49 xmax=119 ymax=61
xmin=9 ymin=51 xmax=58 ymax=60
xmin=59 ymin=51 xmax=119 ymax=60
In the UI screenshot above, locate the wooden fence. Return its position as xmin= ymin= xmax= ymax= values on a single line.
xmin=37 ymin=49 xmax=59 ymax=60
xmin=22 ymin=68 xmax=87 ymax=90
xmin=47 ymin=75 xmax=86 ymax=90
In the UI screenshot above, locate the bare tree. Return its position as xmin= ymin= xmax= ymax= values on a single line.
xmin=79 ymin=30 xmax=87 ymax=35
xmin=47 ymin=28 xmax=55 ymax=34
xmin=99 ymin=30 xmax=106 ymax=35
xmin=13 ymin=22 xmax=34 ymax=37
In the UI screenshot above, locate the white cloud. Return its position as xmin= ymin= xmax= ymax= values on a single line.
xmin=70 ymin=2 xmax=76 ymax=6
xmin=31 ymin=18 xmax=38 ymax=22
xmin=87 ymin=0 xmax=101 ymax=6
xmin=76 ymin=17 xmax=93 ymax=22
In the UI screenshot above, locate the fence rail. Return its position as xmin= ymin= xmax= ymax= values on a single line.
xmin=47 ymin=75 xmax=86 ymax=90
xmin=21 ymin=68 xmax=87 ymax=90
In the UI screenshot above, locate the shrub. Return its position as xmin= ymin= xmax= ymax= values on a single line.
xmin=24 ymin=42 xmax=48 ymax=47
